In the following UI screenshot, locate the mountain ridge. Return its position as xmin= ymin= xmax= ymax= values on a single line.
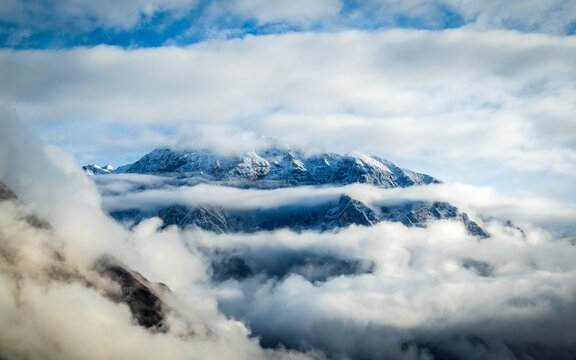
xmin=86 ymin=147 xmax=441 ymax=189
xmin=109 ymin=196 xmax=488 ymax=237
xmin=83 ymin=146 xmax=491 ymax=237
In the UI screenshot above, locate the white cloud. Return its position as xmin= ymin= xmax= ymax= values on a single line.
xmin=97 ymin=177 xmax=576 ymax=233
xmin=190 ymin=214 xmax=576 ymax=358
xmin=1 ymin=29 xmax=575 ymax=190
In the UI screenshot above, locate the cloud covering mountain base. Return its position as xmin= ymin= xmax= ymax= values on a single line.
xmin=1 ymin=112 xmax=576 ymax=359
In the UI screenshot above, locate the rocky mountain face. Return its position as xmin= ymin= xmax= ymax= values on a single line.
xmin=105 ymin=147 xmax=441 ymax=189
xmin=0 ymin=181 xmax=17 ymax=201
xmin=110 ymin=196 xmax=488 ymax=237
xmin=93 ymin=255 xmax=169 ymax=330
xmin=380 ymin=201 xmax=489 ymax=237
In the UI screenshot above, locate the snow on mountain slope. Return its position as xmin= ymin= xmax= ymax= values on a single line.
xmin=83 ymin=164 xmax=115 ymax=175
xmin=106 ymin=147 xmax=441 ymax=189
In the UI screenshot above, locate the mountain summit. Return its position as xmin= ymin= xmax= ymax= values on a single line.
xmin=94 ymin=147 xmax=440 ymax=189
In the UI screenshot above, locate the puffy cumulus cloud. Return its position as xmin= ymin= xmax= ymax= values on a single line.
xmin=0 ymin=107 xmax=126 ymax=263
xmin=0 ymin=202 xmax=322 ymax=360
xmin=2 ymin=29 xmax=576 ymax=186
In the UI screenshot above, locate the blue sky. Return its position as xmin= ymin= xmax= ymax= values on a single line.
xmin=2 ymin=0 xmax=575 ymax=48
xmin=1 ymin=0 xmax=576 ymax=200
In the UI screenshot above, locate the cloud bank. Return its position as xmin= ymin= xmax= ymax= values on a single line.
xmin=2 ymin=29 xmax=575 ymax=198
xmin=185 ymin=209 xmax=576 ymax=359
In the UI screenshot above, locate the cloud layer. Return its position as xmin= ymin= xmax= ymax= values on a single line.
xmin=2 ymin=29 xmax=575 ymax=196
xmin=184 ymin=201 xmax=576 ymax=359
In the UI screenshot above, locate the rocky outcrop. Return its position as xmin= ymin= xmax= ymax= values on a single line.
xmin=324 ymin=195 xmax=379 ymax=229
xmin=93 ymin=255 xmax=169 ymax=330
xmin=0 ymin=181 xmax=17 ymax=202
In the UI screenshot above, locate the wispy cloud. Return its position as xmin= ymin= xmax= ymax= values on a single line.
xmin=224 ymin=0 xmax=341 ymax=25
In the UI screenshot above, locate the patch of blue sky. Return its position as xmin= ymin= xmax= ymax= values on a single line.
xmin=564 ymin=20 xmax=576 ymax=35
xmin=1 ymin=10 xmax=193 ymax=49
xmin=35 ymin=120 xmax=178 ymax=166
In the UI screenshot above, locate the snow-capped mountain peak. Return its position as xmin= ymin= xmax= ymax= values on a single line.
xmin=95 ymin=147 xmax=440 ymax=189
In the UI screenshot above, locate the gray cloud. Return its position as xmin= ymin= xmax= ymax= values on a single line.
xmin=190 ymin=215 xmax=576 ymax=359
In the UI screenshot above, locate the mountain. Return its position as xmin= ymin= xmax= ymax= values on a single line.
xmin=109 ymin=196 xmax=488 ymax=237
xmin=0 ymin=181 xmax=17 ymax=201
xmin=84 ymin=147 xmax=490 ymax=236
xmin=82 ymin=164 xmax=115 ymax=175
xmin=380 ymin=201 xmax=489 ymax=237
xmin=103 ymin=147 xmax=441 ymax=189
xmin=209 ymin=248 xmax=375 ymax=284
xmin=93 ymin=255 xmax=170 ymax=330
